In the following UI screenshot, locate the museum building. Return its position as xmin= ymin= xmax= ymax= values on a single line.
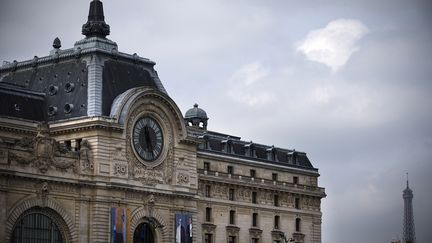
xmin=0 ymin=1 xmax=326 ymax=242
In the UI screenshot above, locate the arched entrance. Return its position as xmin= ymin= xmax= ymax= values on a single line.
xmin=11 ymin=207 xmax=68 ymax=243
xmin=133 ymin=222 xmax=155 ymax=243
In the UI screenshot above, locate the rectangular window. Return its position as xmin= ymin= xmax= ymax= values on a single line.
xmin=272 ymin=173 xmax=278 ymax=181
xmin=228 ymin=236 xmax=236 ymax=243
xmin=252 ymin=191 xmax=257 ymax=204
xmin=293 ymin=176 xmax=299 ymax=184
xmin=227 ymin=165 xmax=234 ymax=175
xmin=205 ymin=207 xmax=212 ymax=222
xmin=229 ymin=189 xmax=235 ymax=201
xmin=205 ymin=233 xmax=212 ymax=243
xmin=64 ymin=140 xmax=71 ymax=150
xmin=204 ymin=162 xmax=210 ymax=171
xmin=252 ymin=239 xmax=259 ymax=243
xmin=205 ymin=185 xmax=211 ymax=197
xmin=229 ymin=210 xmax=235 ymax=225
xmin=274 ymin=194 xmax=279 ymax=207
xmin=296 ymin=218 xmax=301 ymax=232
xmin=252 ymin=213 xmax=258 ymax=227
xmin=250 ymin=169 xmax=256 ymax=178
xmin=295 ymin=197 xmax=300 ymax=209
xmin=75 ymin=138 xmax=82 ymax=151
xmin=274 ymin=215 xmax=280 ymax=229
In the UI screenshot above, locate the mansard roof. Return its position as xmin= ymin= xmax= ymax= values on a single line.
xmin=0 ymin=0 xmax=166 ymax=122
xmin=189 ymin=127 xmax=317 ymax=171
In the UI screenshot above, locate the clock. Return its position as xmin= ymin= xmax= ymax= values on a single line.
xmin=132 ymin=116 xmax=164 ymax=162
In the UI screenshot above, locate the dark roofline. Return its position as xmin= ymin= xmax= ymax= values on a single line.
xmin=0 ymin=82 xmax=45 ymax=99
xmin=203 ymin=130 xmax=241 ymax=140
xmin=0 ymin=47 xmax=156 ymax=74
xmin=202 ymin=129 xmax=304 ymax=154
xmin=198 ymin=148 xmax=319 ymax=172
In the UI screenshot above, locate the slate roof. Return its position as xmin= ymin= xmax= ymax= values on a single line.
xmin=189 ymin=128 xmax=317 ymax=171
xmin=0 ymin=0 xmax=165 ymax=122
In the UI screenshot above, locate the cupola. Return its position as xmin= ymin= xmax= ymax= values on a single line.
xmin=185 ymin=103 xmax=208 ymax=129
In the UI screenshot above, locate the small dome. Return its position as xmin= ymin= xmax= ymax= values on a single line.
xmin=185 ymin=103 xmax=208 ymax=129
xmin=185 ymin=103 xmax=208 ymax=119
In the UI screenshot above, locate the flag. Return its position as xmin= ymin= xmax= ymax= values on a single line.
xmin=176 ymin=218 xmax=181 ymax=243
xmin=189 ymin=216 xmax=193 ymax=238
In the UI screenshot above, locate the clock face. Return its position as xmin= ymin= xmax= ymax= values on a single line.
xmin=132 ymin=117 xmax=163 ymax=162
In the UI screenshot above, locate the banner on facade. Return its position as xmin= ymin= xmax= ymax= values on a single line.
xmin=111 ymin=207 xmax=131 ymax=243
xmin=175 ymin=213 xmax=193 ymax=243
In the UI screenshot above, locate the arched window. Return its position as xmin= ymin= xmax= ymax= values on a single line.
xmin=12 ymin=210 xmax=64 ymax=243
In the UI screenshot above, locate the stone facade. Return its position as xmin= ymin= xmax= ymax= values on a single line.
xmin=0 ymin=1 xmax=325 ymax=243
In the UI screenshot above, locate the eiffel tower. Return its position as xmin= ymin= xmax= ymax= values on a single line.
xmin=402 ymin=173 xmax=416 ymax=243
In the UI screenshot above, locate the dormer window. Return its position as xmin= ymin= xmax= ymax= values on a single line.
xmin=266 ymin=146 xmax=278 ymax=161
xmin=288 ymin=150 xmax=298 ymax=164
xmin=244 ymin=142 xmax=256 ymax=157
xmin=198 ymin=134 xmax=210 ymax=150
xmin=222 ymin=138 xmax=233 ymax=154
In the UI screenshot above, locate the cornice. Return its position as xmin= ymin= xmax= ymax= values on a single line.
xmin=197 ymin=150 xmax=320 ymax=176
xmin=198 ymin=176 xmax=326 ymax=198
xmin=0 ymin=170 xmax=196 ymax=199
xmin=0 ymin=117 xmax=39 ymax=135
xmin=48 ymin=116 xmax=123 ymax=135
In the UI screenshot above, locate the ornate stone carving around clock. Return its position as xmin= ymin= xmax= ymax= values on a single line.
xmin=126 ymin=99 xmax=174 ymax=185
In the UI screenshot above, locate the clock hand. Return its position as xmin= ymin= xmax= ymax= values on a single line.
xmin=144 ymin=126 xmax=154 ymax=154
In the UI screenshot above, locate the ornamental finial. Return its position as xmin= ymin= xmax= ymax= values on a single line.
xmin=82 ymin=0 xmax=110 ymax=38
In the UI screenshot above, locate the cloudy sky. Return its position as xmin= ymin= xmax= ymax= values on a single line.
xmin=1 ymin=0 xmax=431 ymax=242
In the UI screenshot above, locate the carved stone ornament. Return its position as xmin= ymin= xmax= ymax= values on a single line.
xmin=202 ymin=223 xmax=216 ymax=234
xmin=112 ymin=146 xmax=127 ymax=176
xmin=226 ymin=225 xmax=240 ymax=236
xmin=113 ymin=163 xmax=127 ymax=176
xmin=35 ymin=181 xmax=51 ymax=206
xmin=126 ymin=99 xmax=175 ymax=186
xmin=271 ymin=230 xmax=284 ymax=241
xmin=249 ymin=228 xmax=263 ymax=239
xmin=292 ymin=232 xmax=305 ymax=243
xmin=8 ymin=123 xmax=78 ymax=173
xmin=79 ymin=140 xmax=94 ymax=173
xmin=237 ymin=188 xmax=251 ymax=201
xmin=148 ymin=194 xmax=155 ymax=204
xmin=147 ymin=194 xmax=156 ymax=216
xmin=177 ymin=173 xmax=190 ymax=185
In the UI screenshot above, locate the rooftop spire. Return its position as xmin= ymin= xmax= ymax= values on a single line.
xmin=82 ymin=0 xmax=110 ymax=38
xmin=406 ymin=172 xmax=409 ymax=188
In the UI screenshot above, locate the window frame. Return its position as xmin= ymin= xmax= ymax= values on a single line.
xmin=250 ymin=169 xmax=256 ymax=178
xmin=229 ymin=188 xmax=235 ymax=201
xmin=272 ymin=173 xmax=278 ymax=181
xmin=252 ymin=213 xmax=258 ymax=227
xmin=204 ymin=162 xmax=210 ymax=171
xmin=252 ymin=191 xmax=257 ymax=204
xmin=296 ymin=218 xmax=301 ymax=232
xmin=205 ymin=207 xmax=212 ymax=222
xmin=205 ymin=185 xmax=211 ymax=197
xmin=274 ymin=215 xmax=280 ymax=229
xmin=229 ymin=210 xmax=235 ymax=225
xmin=274 ymin=194 xmax=279 ymax=207
xmin=227 ymin=165 xmax=234 ymax=175
xmin=295 ymin=197 xmax=300 ymax=209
